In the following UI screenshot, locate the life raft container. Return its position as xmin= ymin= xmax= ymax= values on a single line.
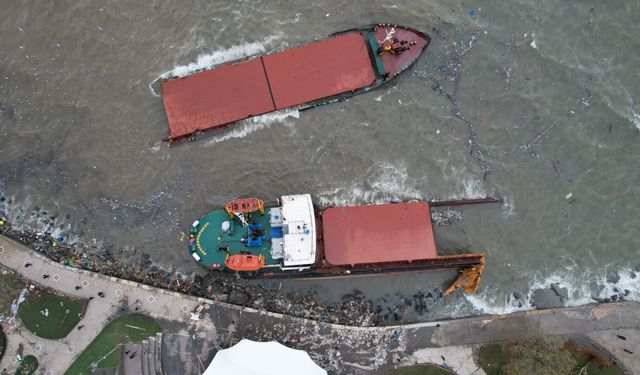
xmin=225 ymin=254 xmax=265 ymax=271
xmin=225 ymin=198 xmax=265 ymax=217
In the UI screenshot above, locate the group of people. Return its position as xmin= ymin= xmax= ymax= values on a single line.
xmin=377 ymin=38 xmax=417 ymax=56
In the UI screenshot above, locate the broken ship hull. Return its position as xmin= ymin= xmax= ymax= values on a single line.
xmin=188 ymin=196 xmax=496 ymax=295
xmin=160 ymin=24 xmax=430 ymax=141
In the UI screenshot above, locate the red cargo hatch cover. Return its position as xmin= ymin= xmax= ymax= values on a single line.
xmin=161 ymin=58 xmax=275 ymax=139
xmin=263 ymin=33 xmax=376 ymax=109
xmin=322 ymin=202 xmax=438 ymax=266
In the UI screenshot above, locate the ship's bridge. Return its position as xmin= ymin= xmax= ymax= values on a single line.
xmin=269 ymin=194 xmax=316 ymax=267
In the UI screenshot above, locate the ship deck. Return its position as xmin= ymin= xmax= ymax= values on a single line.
xmin=194 ymin=209 xmax=280 ymax=268
xmin=321 ymin=202 xmax=438 ymax=266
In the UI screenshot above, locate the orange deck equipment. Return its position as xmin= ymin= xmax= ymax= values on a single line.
xmin=322 ymin=202 xmax=438 ymax=266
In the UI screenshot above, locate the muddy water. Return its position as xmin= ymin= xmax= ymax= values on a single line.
xmin=0 ymin=1 xmax=639 ymax=322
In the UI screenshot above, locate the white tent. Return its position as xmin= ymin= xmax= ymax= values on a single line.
xmin=203 ymin=339 xmax=327 ymax=375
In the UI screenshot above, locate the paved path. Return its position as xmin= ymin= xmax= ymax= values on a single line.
xmin=0 ymin=236 xmax=205 ymax=374
xmin=1 ymin=234 xmax=639 ymax=374
xmin=588 ymin=329 xmax=640 ymax=371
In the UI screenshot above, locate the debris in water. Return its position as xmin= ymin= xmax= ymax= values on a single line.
xmin=430 ymin=208 xmax=463 ymax=227
xmin=551 ymin=160 xmax=572 ymax=182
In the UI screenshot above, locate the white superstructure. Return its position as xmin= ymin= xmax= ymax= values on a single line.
xmin=269 ymin=194 xmax=316 ymax=267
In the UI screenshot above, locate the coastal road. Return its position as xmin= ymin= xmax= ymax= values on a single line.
xmin=1 ymin=234 xmax=639 ymax=374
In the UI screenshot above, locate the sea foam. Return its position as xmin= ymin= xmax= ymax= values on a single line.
xmin=148 ymin=35 xmax=281 ymax=97
xmin=204 ymin=109 xmax=300 ymax=145
xmin=316 ymin=162 xmax=424 ymax=207
xmin=463 ymin=267 xmax=639 ymax=315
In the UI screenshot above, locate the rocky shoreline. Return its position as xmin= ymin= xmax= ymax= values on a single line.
xmin=0 ymin=216 xmax=378 ymax=327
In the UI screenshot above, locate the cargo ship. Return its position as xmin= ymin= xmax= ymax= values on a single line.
xmin=188 ymin=195 xmax=499 ymax=295
xmin=161 ymin=24 xmax=430 ymax=141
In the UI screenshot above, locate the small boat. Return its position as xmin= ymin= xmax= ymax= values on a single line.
xmin=188 ymin=194 xmax=500 ymax=295
xmin=161 ymin=24 xmax=430 ymax=141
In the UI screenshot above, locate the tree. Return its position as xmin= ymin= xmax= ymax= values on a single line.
xmin=504 ymin=335 xmax=577 ymax=375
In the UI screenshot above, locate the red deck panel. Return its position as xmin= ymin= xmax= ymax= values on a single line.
xmin=262 ymin=33 xmax=376 ymax=109
xmin=160 ymin=58 xmax=275 ymax=138
xmin=322 ymin=202 xmax=438 ymax=266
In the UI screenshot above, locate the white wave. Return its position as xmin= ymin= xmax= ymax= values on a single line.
xmin=0 ymin=194 xmax=77 ymax=245
xmin=370 ymin=164 xmax=422 ymax=197
xmin=147 ymin=140 xmax=166 ymax=154
xmin=500 ymin=196 xmax=516 ymax=218
xmin=601 ymin=85 xmax=640 ymax=132
xmin=457 ymin=178 xmax=486 ymax=199
xmin=0 ymin=195 xmax=51 ymax=235
xmin=204 ymin=109 xmax=300 ymax=145
xmin=463 ymin=266 xmax=639 ymax=315
xmin=629 ymin=109 xmax=640 ymax=130
xmin=527 ymin=271 xmax=594 ymax=307
xmin=592 ymin=268 xmax=640 ymax=302
xmin=317 ymin=163 xmax=424 ymax=206
xmin=148 ymin=35 xmax=281 ymax=97
xmin=316 ymin=168 xmax=492 ymax=207
xmin=465 ymin=292 xmax=530 ymax=315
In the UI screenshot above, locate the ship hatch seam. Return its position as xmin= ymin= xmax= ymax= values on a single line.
xmin=260 ymin=56 xmax=277 ymax=110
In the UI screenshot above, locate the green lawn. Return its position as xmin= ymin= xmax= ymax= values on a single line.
xmin=18 ymin=290 xmax=87 ymax=339
xmin=476 ymin=344 xmax=507 ymax=375
xmin=390 ymin=364 xmax=457 ymax=375
xmin=64 ymin=314 xmax=161 ymax=375
xmin=15 ymin=355 xmax=38 ymax=375
xmin=477 ymin=342 xmax=625 ymax=375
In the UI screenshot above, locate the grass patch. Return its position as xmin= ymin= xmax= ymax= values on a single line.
xmin=18 ymin=290 xmax=87 ymax=339
xmin=476 ymin=344 xmax=507 ymax=375
xmin=64 ymin=314 xmax=161 ymax=375
xmin=0 ymin=271 xmax=25 ymax=316
xmin=571 ymin=350 xmax=625 ymax=375
xmin=477 ymin=341 xmax=625 ymax=375
xmin=390 ymin=364 xmax=457 ymax=375
xmin=15 ymin=355 xmax=38 ymax=375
